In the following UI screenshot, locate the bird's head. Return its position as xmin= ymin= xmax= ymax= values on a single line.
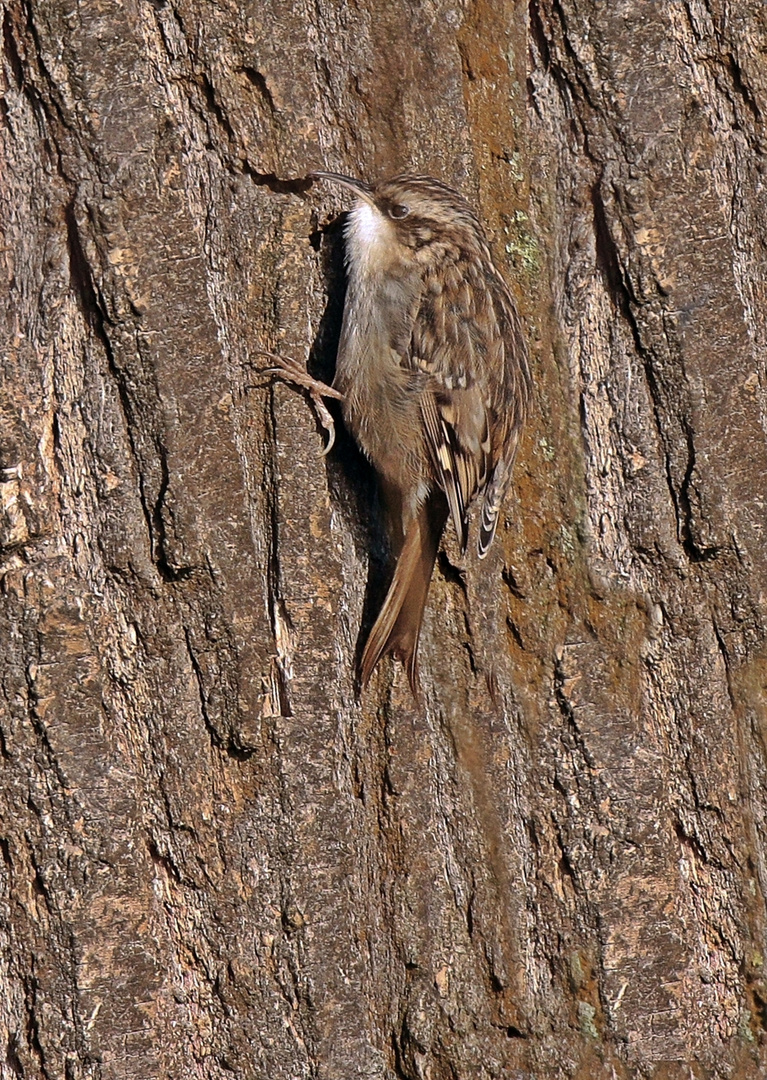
xmin=311 ymin=171 xmax=486 ymax=272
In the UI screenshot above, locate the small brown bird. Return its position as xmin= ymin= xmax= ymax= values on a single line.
xmin=273 ymin=171 xmax=531 ymax=693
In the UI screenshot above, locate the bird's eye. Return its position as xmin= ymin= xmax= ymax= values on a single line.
xmin=388 ymin=203 xmax=410 ymax=220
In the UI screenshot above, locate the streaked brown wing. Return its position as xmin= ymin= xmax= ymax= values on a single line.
xmin=408 ymin=258 xmax=496 ymax=551
xmin=476 ymin=268 xmax=531 ymax=555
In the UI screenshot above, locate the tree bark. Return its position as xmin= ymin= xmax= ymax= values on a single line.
xmin=2 ymin=0 xmax=767 ymax=1077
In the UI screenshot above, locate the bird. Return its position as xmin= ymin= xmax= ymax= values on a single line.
xmin=269 ymin=171 xmax=531 ymax=694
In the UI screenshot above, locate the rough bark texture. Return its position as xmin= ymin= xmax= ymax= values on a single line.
xmin=2 ymin=0 xmax=767 ymax=1077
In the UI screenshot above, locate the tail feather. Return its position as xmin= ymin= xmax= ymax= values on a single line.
xmin=360 ymin=497 xmax=448 ymax=695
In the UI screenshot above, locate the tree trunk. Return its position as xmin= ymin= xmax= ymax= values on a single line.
xmin=2 ymin=0 xmax=767 ymax=1076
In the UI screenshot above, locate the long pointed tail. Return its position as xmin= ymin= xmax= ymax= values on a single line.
xmin=360 ymin=496 xmax=448 ymax=695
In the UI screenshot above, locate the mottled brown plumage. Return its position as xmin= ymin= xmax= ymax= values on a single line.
xmin=273 ymin=171 xmax=531 ymax=693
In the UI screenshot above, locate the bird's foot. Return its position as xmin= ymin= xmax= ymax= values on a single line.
xmin=257 ymin=351 xmax=344 ymax=455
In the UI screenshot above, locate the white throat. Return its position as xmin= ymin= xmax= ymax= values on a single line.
xmin=345 ymin=201 xmax=392 ymax=276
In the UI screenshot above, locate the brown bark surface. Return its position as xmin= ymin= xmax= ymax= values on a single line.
xmin=2 ymin=1 xmax=767 ymax=1077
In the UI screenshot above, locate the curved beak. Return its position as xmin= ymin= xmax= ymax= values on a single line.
xmin=310 ymin=171 xmax=374 ymax=204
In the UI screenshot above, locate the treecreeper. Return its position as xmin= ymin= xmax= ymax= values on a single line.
xmin=270 ymin=171 xmax=531 ymax=694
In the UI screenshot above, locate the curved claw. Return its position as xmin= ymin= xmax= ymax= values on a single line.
xmin=319 ymin=416 xmax=336 ymax=456
xmin=256 ymin=350 xmax=344 ymax=453
xmin=306 ymin=390 xmax=337 ymax=455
